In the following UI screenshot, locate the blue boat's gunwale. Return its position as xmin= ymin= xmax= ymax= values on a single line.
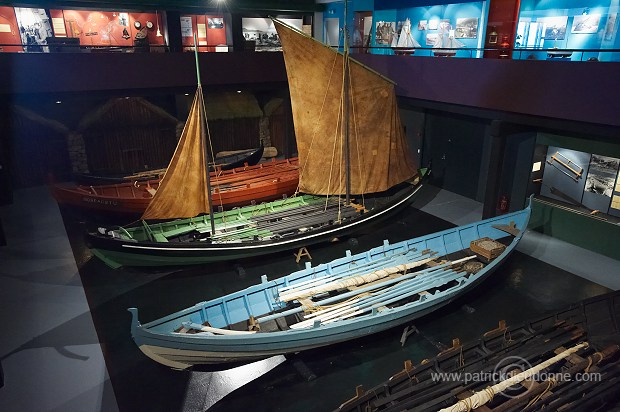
xmin=133 ymin=203 xmax=530 ymax=355
xmin=131 ymin=243 xmax=517 ymax=357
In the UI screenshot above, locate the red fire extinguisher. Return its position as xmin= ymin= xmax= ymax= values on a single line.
xmin=498 ymin=195 xmax=510 ymax=215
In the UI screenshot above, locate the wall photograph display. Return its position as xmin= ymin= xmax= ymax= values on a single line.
xmin=14 ymin=7 xmax=52 ymax=50
xmin=418 ymin=20 xmax=427 ymax=30
xmin=455 ymin=17 xmax=478 ymax=38
xmin=584 ymin=155 xmax=619 ymax=197
xmin=539 ymin=145 xmax=620 ymax=218
xmin=572 ymin=14 xmax=601 ymax=33
xmin=180 ymin=16 xmax=192 ymax=37
xmin=539 ymin=16 xmax=568 ymax=40
xmin=242 ymin=18 xmax=301 ymax=50
xmin=605 ymin=13 xmax=617 ymax=40
xmin=208 ymin=18 xmax=223 ymax=29
xmin=375 ymin=21 xmax=395 ymax=45
xmin=426 ymin=33 xmax=438 ymax=46
xmin=428 ymin=19 xmax=438 ymax=30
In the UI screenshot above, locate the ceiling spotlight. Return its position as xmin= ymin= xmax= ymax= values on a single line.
xmin=237 ymin=90 xmax=242 ymax=93
xmin=55 ymin=100 xmax=61 ymax=104
xmin=184 ymin=93 xmax=189 ymax=96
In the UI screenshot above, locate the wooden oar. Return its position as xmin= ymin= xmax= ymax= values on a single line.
xmin=279 ymin=252 xmax=437 ymax=302
xmin=291 ymin=267 xmax=464 ymax=329
xmin=258 ymin=257 xmax=475 ymax=325
xmin=438 ymin=342 xmax=589 ymax=412
xmin=278 ymin=249 xmax=427 ymax=297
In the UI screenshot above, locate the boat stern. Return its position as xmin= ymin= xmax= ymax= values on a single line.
xmin=128 ymin=307 xmax=194 ymax=370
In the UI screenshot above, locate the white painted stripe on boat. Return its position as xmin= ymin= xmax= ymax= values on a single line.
xmin=120 ymin=185 xmax=423 ymax=252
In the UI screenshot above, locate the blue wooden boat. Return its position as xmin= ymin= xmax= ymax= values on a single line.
xmin=128 ymin=199 xmax=531 ymax=369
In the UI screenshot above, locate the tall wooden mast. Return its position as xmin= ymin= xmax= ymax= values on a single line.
xmin=194 ymin=34 xmax=216 ymax=235
xmin=343 ymin=0 xmax=351 ymax=205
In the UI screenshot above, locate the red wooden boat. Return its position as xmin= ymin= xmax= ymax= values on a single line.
xmin=52 ymin=158 xmax=299 ymax=214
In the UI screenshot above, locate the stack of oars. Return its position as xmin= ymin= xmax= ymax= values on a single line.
xmin=335 ymin=291 xmax=620 ymax=412
xmin=258 ymin=252 xmax=477 ymax=329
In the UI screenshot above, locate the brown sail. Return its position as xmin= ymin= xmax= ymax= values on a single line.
xmin=142 ymin=88 xmax=210 ymax=220
xmin=274 ymin=19 xmax=418 ymax=196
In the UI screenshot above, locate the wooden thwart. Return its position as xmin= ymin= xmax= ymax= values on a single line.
xmin=492 ymin=221 xmax=520 ymax=236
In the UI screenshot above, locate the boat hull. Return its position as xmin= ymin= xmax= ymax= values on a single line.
xmin=128 ymin=202 xmax=531 ymax=368
xmin=87 ymin=184 xmax=423 ymax=267
xmin=133 ymin=283 xmax=488 ymax=369
xmin=54 ymin=158 xmax=298 ymax=215
xmin=72 ymin=145 xmax=264 ymax=186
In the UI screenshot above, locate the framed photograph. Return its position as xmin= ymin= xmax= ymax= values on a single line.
xmin=439 ymin=19 xmax=451 ymax=31
xmin=418 ymin=20 xmax=427 ymax=31
xmin=584 ymin=155 xmax=619 ymax=197
xmin=455 ymin=17 xmax=480 ymax=38
xmin=428 ymin=19 xmax=438 ymax=30
xmin=242 ymin=17 xmax=302 ymax=50
xmin=208 ymin=18 xmax=224 ymax=29
xmin=374 ymin=21 xmax=395 ymax=45
xmin=572 ymin=14 xmax=601 ymax=34
xmin=426 ymin=33 xmax=438 ymax=46
xmin=604 ymin=14 xmax=617 ymax=40
xmin=455 ymin=17 xmax=478 ymax=38
xmin=118 ymin=13 xmax=129 ymax=27
xmin=539 ymin=16 xmax=568 ymax=40
xmin=180 ymin=16 xmax=193 ymax=37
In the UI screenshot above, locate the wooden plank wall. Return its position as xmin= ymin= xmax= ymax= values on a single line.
xmin=81 ymin=98 xmax=178 ymax=175
xmin=5 ymin=112 xmax=71 ymax=188
xmin=269 ymin=100 xmax=297 ymax=158
xmin=208 ymin=118 xmax=262 ymax=155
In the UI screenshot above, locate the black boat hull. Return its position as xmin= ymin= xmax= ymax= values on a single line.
xmin=86 ymin=183 xmax=423 ymax=268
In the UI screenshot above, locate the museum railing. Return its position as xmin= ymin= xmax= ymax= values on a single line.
xmin=2 ymin=42 xmax=619 ymax=62
xmin=349 ymin=46 xmax=620 ymax=62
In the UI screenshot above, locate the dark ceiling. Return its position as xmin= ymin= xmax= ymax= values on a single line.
xmin=0 ymin=0 xmax=325 ymax=13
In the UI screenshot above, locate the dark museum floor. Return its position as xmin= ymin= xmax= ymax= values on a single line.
xmin=0 ymin=185 xmax=618 ymax=412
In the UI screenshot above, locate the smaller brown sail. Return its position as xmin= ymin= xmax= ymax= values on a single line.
xmin=141 ymin=88 xmax=210 ymax=220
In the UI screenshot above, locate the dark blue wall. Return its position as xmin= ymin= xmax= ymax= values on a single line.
xmin=354 ymin=53 xmax=620 ymax=128
xmin=1 ymin=51 xmax=619 ymax=130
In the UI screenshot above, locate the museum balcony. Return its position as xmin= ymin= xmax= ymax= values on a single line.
xmin=2 ymin=45 xmax=619 ymax=131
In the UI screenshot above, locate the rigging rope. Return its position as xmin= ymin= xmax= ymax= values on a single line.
xmin=199 ymin=87 xmax=224 ymax=212
xmin=324 ymin=90 xmax=342 ymax=212
xmin=349 ymin=62 xmax=366 ymax=208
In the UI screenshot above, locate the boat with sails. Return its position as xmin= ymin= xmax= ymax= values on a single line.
xmin=391 ymin=18 xmax=420 ymax=55
xmin=433 ymin=25 xmax=464 ymax=57
xmin=86 ymin=18 xmax=424 ymax=268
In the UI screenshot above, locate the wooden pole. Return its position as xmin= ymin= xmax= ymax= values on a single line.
xmin=438 ymin=342 xmax=589 ymax=412
xmin=279 ymin=253 xmax=436 ymax=302
xmin=194 ymin=34 xmax=216 ymax=235
xmin=279 ymin=249 xmax=428 ymax=299
xmin=343 ymin=0 xmax=351 ymax=205
xmin=259 ymin=257 xmax=475 ymax=324
xmin=291 ymin=268 xmax=461 ymax=329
